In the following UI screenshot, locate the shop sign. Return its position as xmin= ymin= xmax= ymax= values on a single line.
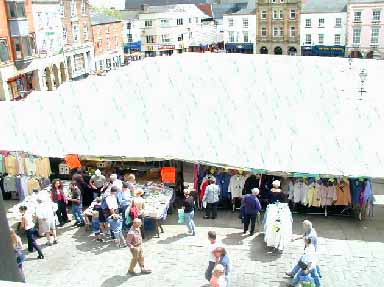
xmin=158 ymin=45 xmax=175 ymax=50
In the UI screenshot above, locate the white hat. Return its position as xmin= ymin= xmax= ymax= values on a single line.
xmin=251 ymin=188 xmax=260 ymax=195
xmin=95 ymin=169 xmax=101 ymax=176
xmin=272 ymin=180 xmax=281 ymax=187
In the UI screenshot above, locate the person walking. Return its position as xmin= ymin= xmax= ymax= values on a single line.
xmin=203 ymin=177 xmax=220 ymax=219
xmin=205 ymin=231 xmax=218 ymax=281
xmin=51 ymin=179 xmax=68 ymax=226
xmin=36 ymin=197 xmax=58 ymax=245
xmin=68 ymin=182 xmax=85 ymax=227
xmin=241 ymin=188 xmax=262 ymax=236
xmin=213 ymin=247 xmax=231 ymax=286
xmin=19 ymin=206 xmax=44 ymax=259
xmin=126 ymin=218 xmax=152 ymax=276
xmin=10 ymin=228 xmax=25 ymax=280
xmin=183 ymin=189 xmax=196 ymax=236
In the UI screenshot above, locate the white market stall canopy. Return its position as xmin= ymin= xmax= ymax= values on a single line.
xmin=0 ymin=53 xmax=384 ymax=177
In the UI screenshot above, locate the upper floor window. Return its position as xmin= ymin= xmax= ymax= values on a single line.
xmin=279 ymin=10 xmax=283 ymax=19
xmin=72 ymin=24 xmax=80 ymax=42
xmin=261 ymin=27 xmax=267 ymax=37
xmin=81 ymin=0 xmax=86 ymax=15
xmin=318 ymin=33 xmax=324 ymax=44
xmin=71 ymin=0 xmax=77 ymax=17
xmin=271 ymin=0 xmax=277 ymax=3
xmin=373 ymin=9 xmax=381 ymax=23
xmin=261 ymin=10 xmax=267 ymax=19
xmin=354 ymin=11 xmax=362 ymax=23
xmin=145 ymin=20 xmax=152 ymax=27
xmin=146 ymin=35 xmax=154 ymax=43
xmin=0 ymin=39 xmax=10 ymax=63
xmin=290 ymin=26 xmax=295 ymax=37
xmin=318 ymin=18 xmax=325 ymax=27
xmin=353 ymin=28 xmax=361 ymax=44
xmin=63 ymin=26 xmax=67 ymax=44
xmin=228 ymin=31 xmax=234 ymax=42
xmin=12 ymin=35 xmax=36 ymax=59
xmin=371 ymin=27 xmax=380 ymax=44
xmin=106 ymin=25 xmax=110 ymax=34
xmin=177 ymin=18 xmax=183 ymax=25
xmin=127 ymin=22 xmax=131 ymax=30
xmin=83 ymin=23 xmax=88 ymax=41
xmin=273 ymin=10 xmax=278 ymax=19
xmin=7 ymin=1 xmax=26 ymax=18
xmin=243 ymin=31 xmax=248 ymax=43
xmin=162 ymin=34 xmax=171 ymax=43
xmin=228 ymin=18 xmax=234 ymax=27
xmin=305 ymin=34 xmax=311 ymax=45
xmin=60 ymin=0 xmax=65 ymax=17
xmin=243 ymin=18 xmax=248 ymax=28
xmin=290 ymin=9 xmax=296 ymax=19
xmin=127 ymin=34 xmax=132 ymax=42
xmin=335 ymin=18 xmax=342 ymax=27
xmin=305 ymin=18 xmax=311 ymax=27
xmin=334 ymin=34 xmax=341 ymax=45
xmin=160 ymin=19 xmax=169 ymax=26
xmin=106 ymin=36 xmax=110 ymax=49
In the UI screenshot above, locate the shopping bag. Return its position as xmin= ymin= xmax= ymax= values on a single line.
xmin=177 ymin=209 xmax=185 ymax=224
xmin=202 ymin=201 xmax=207 ymax=209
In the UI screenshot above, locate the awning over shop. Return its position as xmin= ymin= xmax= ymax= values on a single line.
xmin=0 ymin=53 xmax=383 ymax=177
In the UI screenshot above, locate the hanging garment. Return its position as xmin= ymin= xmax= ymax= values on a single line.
xmin=3 ymin=176 xmax=17 ymax=193
xmin=35 ymin=158 xmax=52 ymax=178
xmin=24 ymin=157 xmax=36 ymax=176
xmin=161 ymin=167 xmax=176 ymax=184
xmin=28 ymin=178 xmax=41 ymax=194
xmin=0 ymin=155 xmax=5 ymax=174
xmin=350 ymin=179 xmax=365 ymax=206
xmin=5 ymin=156 xmax=18 ymax=176
xmin=335 ymin=180 xmax=352 ymax=206
xmin=199 ymin=178 xmax=210 ymax=202
xmin=306 ymin=183 xmax=320 ymax=207
xmin=64 ymin=154 xmax=82 ymax=170
xmin=216 ymin=172 xmax=232 ymax=200
xmin=16 ymin=154 xmax=25 ymax=175
xmin=228 ymin=174 xmax=246 ymax=199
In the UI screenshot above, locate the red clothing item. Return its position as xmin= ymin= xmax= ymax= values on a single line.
xmin=161 ymin=167 xmax=176 ymax=183
xmin=51 ymin=189 xmax=65 ymax=202
xmin=200 ymin=180 xmax=209 ymax=201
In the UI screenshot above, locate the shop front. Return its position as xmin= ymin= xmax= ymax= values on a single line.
xmin=225 ymin=43 xmax=254 ymax=54
xmin=7 ymin=70 xmax=39 ymax=101
xmin=301 ymin=45 xmax=345 ymax=57
xmin=158 ymin=45 xmax=175 ymax=56
xmin=124 ymin=41 xmax=142 ymax=54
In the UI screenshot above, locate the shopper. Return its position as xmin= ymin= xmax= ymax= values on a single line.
xmin=90 ymin=169 xmax=106 ymax=198
xmin=118 ymin=182 xmax=133 ymax=231
xmin=36 ymin=197 xmax=58 ymax=245
xmin=19 ymin=206 xmax=44 ymax=259
xmin=213 ymin=247 xmax=231 ymax=286
xmin=205 ymin=231 xmax=218 ymax=281
xmin=91 ymin=209 xmax=103 ymax=242
xmin=241 ymin=188 xmax=262 ymax=236
xmin=126 ymin=174 xmax=137 ymax=193
xmin=133 ymin=189 xmax=146 ymax=239
xmin=108 ymin=214 xmax=126 ymax=247
xmin=126 ymin=218 xmax=152 ymax=275
xmin=183 ymin=189 xmax=196 ymax=236
xmin=68 ymin=182 xmax=85 ymax=227
xmin=269 ymin=180 xmax=286 ymax=204
xmin=203 ymin=177 xmax=220 ymax=219
xmin=51 ymin=179 xmax=68 ymax=226
xmin=210 ymin=264 xmax=227 ymax=287
xmin=10 ymin=228 xmax=25 ymax=280
xmin=110 ymin=173 xmax=123 ymax=191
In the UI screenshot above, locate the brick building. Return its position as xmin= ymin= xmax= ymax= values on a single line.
xmin=61 ymin=0 xmax=94 ymax=80
xmin=256 ymin=0 xmax=301 ymax=55
xmin=91 ymin=14 xmax=124 ymax=72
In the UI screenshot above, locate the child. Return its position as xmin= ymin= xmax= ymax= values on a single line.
xmin=210 ymin=264 xmax=227 ymax=287
xmin=107 ymin=214 xmax=126 ymax=247
xmin=205 ymin=231 xmax=218 ymax=281
xmin=92 ymin=210 xmax=103 ymax=242
xmin=68 ymin=183 xmax=84 ymax=227
xmin=10 ymin=228 xmax=25 ymax=281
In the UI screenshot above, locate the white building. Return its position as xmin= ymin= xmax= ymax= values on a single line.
xmin=223 ymin=8 xmax=256 ymax=54
xmin=89 ymin=0 xmax=125 ymax=10
xmin=300 ymin=0 xmax=348 ymax=57
xmin=120 ymin=10 xmax=142 ymax=55
xmin=139 ymin=4 xmax=216 ymax=56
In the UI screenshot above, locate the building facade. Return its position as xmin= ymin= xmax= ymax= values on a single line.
xmin=300 ymin=0 xmax=347 ymax=57
xmin=120 ymin=10 xmax=142 ymax=56
xmin=223 ymin=8 xmax=257 ymax=54
xmin=347 ymin=0 xmax=384 ymax=59
xmin=256 ymin=0 xmax=301 ymax=55
xmin=61 ymin=0 xmax=94 ymax=80
xmin=139 ymin=4 xmax=215 ymax=57
xmin=91 ymin=14 xmax=124 ymax=72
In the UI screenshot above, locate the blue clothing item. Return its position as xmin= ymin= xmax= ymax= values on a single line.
xmin=363 ymin=179 xmax=373 ymax=204
xmin=72 ymin=205 xmax=84 ymax=224
xmin=304 ymin=228 xmax=318 ymax=251
xmin=117 ymin=191 xmax=132 ymax=207
xmin=242 ymin=194 xmax=262 ymax=215
xmin=292 ymin=268 xmax=320 ymax=287
xmin=92 ymin=218 xmax=100 ymax=235
xmin=108 ymin=217 xmax=123 ymax=233
xmin=184 ymin=210 xmax=196 ymax=233
xmin=350 ymin=179 xmax=364 ymax=205
xmin=220 ymin=255 xmax=231 ymax=275
xmin=216 ymin=172 xmax=232 ymax=200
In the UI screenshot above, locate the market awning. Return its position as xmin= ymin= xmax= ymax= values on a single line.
xmin=0 ymin=53 xmax=383 ymax=177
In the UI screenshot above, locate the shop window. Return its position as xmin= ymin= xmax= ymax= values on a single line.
xmin=0 ymin=39 xmax=10 ymax=63
xmin=7 ymin=1 xmax=25 ymax=18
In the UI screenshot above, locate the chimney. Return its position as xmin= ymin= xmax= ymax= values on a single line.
xmin=141 ymin=4 xmax=149 ymax=12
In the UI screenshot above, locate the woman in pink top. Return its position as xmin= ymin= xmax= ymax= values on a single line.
xmin=51 ymin=179 xmax=68 ymax=226
xmin=210 ymin=264 xmax=227 ymax=287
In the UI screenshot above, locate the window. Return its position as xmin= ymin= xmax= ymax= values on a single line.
xmin=290 ymin=26 xmax=295 ymax=37
xmin=305 ymin=19 xmax=311 ymax=27
xmin=229 ymin=31 xmax=234 ymax=42
xmin=261 ymin=27 xmax=267 ymax=37
xmin=7 ymin=1 xmax=25 ymax=18
xmin=290 ymin=9 xmax=296 ymax=19
xmin=273 ymin=27 xmax=279 ymax=37
xmin=335 ymin=18 xmax=342 ymax=27
xmin=0 ymin=39 xmax=10 ymax=63
xmin=354 ymin=11 xmax=362 ymax=23
xmin=97 ymin=39 xmax=102 ymax=49
xmin=72 ymin=24 xmax=80 ymax=43
xmin=127 ymin=34 xmax=132 ymax=42
xmin=106 ymin=36 xmax=110 ymax=49
xmin=83 ymin=23 xmax=88 ymax=41
xmin=189 ymin=32 xmax=192 ymax=39
xmin=261 ymin=10 xmax=267 ymax=19
xmin=271 ymin=0 xmax=277 ymax=3
xmin=161 ymin=19 xmax=169 ymax=26
xmin=71 ymin=0 xmax=77 ymax=17
xmin=279 ymin=27 xmax=283 ymax=37
xmin=243 ymin=18 xmax=248 ymax=28
xmin=145 ymin=20 xmax=152 ymax=27
xmin=146 ymin=35 xmax=154 ymax=43
xmin=280 ymin=0 xmax=284 ymax=3
xmin=334 ymin=34 xmax=341 ymax=45
xmin=228 ymin=18 xmax=234 ymax=27
xmin=353 ymin=28 xmax=361 ymax=44
xmin=305 ymin=34 xmax=311 ymax=45
xmin=273 ymin=10 xmax=278 ymax=19
xmin=177 ymin=18 xmax=183 ymax=25
xmin=12 ymin=36 xmax=35 ymax=59
xmin=106 ymin=25 xmax=110 ymax=34
xmin=63 ymin=26 xmax=67 ymax=44
xmin=373 ymin=10 xmax=381 ymax=23
xmin=162 ymin=34 xmax=170 ymax=43
xmin=371 ymin=27 xmax=380 ymax=44
xmin=318 ymin=34 xmax=324 ymax=44
xmin=318 ymin=18 xmax=325 ymax=27
xmin=243 ymin=31 xmax=248 ymax=42
xmin=279 ymin=10 xmax=283 ymax=19
xmin=189 ymin=18 xmax=192 ymax=23
xmin=13 ymin=38 xmax=22 ymax=59
xmin=195 ymin=17 xmax=199 ymax=23
xmin=60 ymin=0 xmax=64 ymax=17
xmin=81 ymin=0 xmax=86 ymax=15
xmin=127 ymin=22 xmax=131 ymax=30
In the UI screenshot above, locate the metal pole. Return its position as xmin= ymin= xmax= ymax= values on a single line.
xmin=0 ymin=192 xmax=25 ymax=282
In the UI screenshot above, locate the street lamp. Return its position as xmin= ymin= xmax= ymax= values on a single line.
xmin=358 ymin=68 xmax=368 ymax=100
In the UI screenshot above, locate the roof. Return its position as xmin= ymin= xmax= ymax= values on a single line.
xmin=125 ymin=0 xmax=211 ymax=9
xmin=212 ymin=2 xmax=248 ymax=19
xmin=119 ymin=9 xmax=141 ymax=19
xmin=302 ymin=0 xmax=347 ymax=13
xmin=349 ymin=0 xmax=384 ymax=3
xmin=196 ymin=3 xmax=213 ymax=18
xmin=230 ymin=7 xmax=256 ymax=15
xmin=91 ymin=13 xmax=122 ymax=25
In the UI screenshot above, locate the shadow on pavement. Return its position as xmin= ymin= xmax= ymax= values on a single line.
xmin=222 ymin=232 xmax=247 ymax=245
xmin=248 ymin=234 xmax=283 ymax=263
xmin=157 ymin=233 xmax=189 ymax=244
xmin=100 ymin=275 xmax=129 ymax=287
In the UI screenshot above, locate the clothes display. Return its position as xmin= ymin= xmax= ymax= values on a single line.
xmin=263 ymin=202 xmax=292 ymax=251
xmin=1 ymin=153 xmax=51 ymax=178
xmin=228 ymin=174 xmax=246 ymax=199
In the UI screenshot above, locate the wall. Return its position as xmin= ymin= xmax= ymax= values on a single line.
xmin=223 ymin=14 xmax=257 ymax=46
xmin=92 ymin=21 xmax=124 ymax=57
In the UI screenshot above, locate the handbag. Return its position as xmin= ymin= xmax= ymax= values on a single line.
xmin=202 ymin=201 xmax=207 ymax=209
xmin=298 ymin=260 xmax=308 ymax=270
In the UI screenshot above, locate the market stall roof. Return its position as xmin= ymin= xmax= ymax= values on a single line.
xmin=0 ymin=53 xmax=383 ymax=177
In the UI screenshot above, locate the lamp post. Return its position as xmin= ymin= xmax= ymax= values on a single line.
xmin=358 ymin=68 xmax=368 ymax=100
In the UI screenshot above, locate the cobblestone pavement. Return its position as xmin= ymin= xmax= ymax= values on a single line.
xmin=22 ymin=206 xmax=384 ymax=287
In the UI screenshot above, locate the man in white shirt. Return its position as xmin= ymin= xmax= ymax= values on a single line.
xmin=205 ymin=231 xmax=218 ymax=281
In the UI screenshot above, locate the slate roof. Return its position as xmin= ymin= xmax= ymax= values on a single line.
xmin=91 ymin=13 xmax=122 ymax=25
xmin=302 ymin=0 xmax=348 ymax=13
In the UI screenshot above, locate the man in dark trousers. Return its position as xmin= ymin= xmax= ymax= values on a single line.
xmin=241 ymin=188 xmax=262 ymax=236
